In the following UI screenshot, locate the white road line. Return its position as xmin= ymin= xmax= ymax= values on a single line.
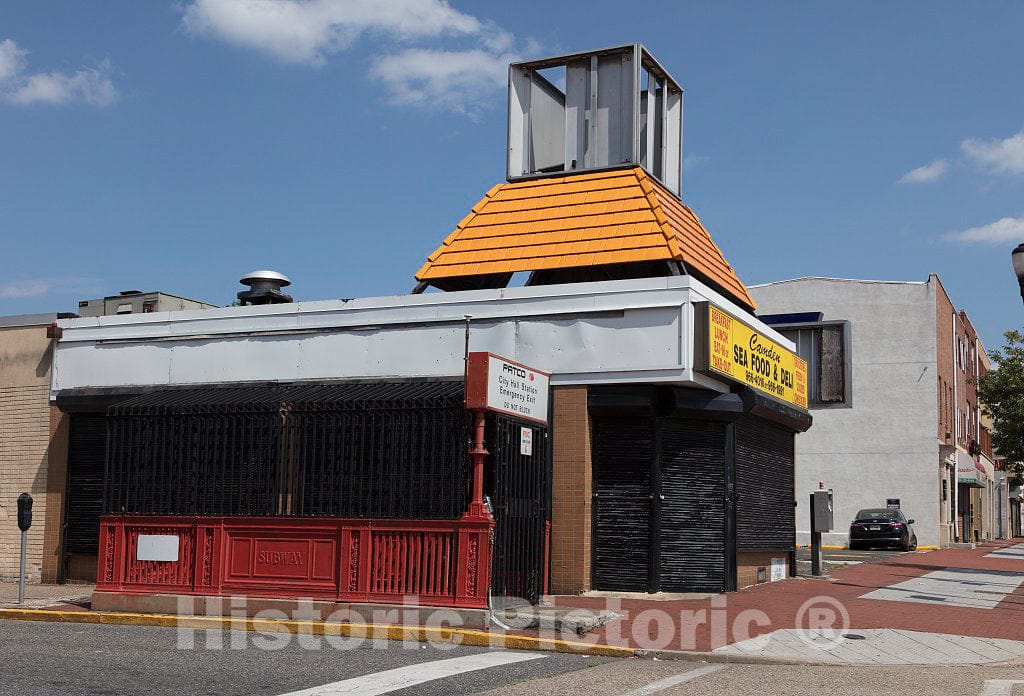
xmin=276 ymin=651 xmax=545 ymax=696
xmin=981 ymin=680 xmax=1024 ymax=696
xmin=618 ymin=664 xmax=729 ymax=695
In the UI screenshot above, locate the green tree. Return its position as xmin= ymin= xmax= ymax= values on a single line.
xmin=977 ymin=329 xmax=1024 ymax=481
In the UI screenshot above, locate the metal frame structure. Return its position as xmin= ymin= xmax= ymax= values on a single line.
xmin=507 ymin=43 xmax=683 ymax=197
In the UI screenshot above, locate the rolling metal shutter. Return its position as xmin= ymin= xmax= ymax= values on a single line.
xmin=735 ymin=417 xmax=795 ymax=550
xmin=65 ymin=414 xmax=107 ymax=555
xmin=591 ymin=415 xmax=653 ymax=591
xmin=659 ymin=419 xmax=727 ymax=592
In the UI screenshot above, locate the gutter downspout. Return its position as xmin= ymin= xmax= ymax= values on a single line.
xmin=951 ymin=310 xmax=959 ymax=543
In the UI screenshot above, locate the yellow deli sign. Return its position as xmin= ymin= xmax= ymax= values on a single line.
xmin=706 ymin=304 xmax=809 ymax=410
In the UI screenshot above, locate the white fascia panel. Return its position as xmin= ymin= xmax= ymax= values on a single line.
xmin=51 ymin=278 xmax=775 ymax=397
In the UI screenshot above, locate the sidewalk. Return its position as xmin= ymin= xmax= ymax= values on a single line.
xmin=541 ymin=539 xmax=1024 ymax=663
xmin=1 ymin=540 xmax=1022 ymax=666
xmin=0 ymin=581 xmax=93 ymax=610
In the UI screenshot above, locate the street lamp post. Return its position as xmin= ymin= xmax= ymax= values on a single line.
xmin=1013 ymin=243 xmax=1024 ymax=303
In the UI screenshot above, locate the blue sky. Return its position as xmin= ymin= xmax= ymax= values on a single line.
xmin=1 ymin=1 xmax=1022 ymax=349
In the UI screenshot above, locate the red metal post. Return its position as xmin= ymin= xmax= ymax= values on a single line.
xmin=464 ymin=409 xmax=491 ymax=521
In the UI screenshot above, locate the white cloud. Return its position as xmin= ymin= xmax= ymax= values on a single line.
xmin=945 ymin=216 xmax=1024 ymax=245
xmin=683 ymin=154 xmax=709 ymax=171
xmin=0 ymin=276 xmax=101 ymax=299
xmin=182 ymin=0 xmax=483 ymax=65
xmin=961 ymin=130 xmax=1024 ymax=175
xmin=0 ymin=281 xmax=50 ymax=299
xmin=370 ymin=48 xmax=514 ymax=116
xmin=181 ymin=0 xmax=525 ymax=115
xmin=0 ymin=38 xmax=117 ymax=107
xmin=6 ymin=62 xmax=117 ymax=106
xmin=897 ymin=159 xmax=948 ymax=184
xmin=0 ymin=38 xmax=27 ymax=82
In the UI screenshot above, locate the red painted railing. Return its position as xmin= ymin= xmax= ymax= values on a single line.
xmin=96 ymin=514 xmax=493 ymax=608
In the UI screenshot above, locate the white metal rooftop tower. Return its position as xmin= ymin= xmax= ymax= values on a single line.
xmin=507 ymin=44 xmax=684 ymax=197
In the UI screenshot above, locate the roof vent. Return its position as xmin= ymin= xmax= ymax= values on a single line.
xmin=237 ymin=270 xmax=293 ymax=306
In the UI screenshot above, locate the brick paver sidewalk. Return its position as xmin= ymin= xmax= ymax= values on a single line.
xmin=542 ymin=539 xmax=1024 ymax=653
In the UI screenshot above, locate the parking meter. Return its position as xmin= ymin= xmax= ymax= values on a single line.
xmin=17 ymin=493 xmax=32 ymax=605
xmin=17 ymin=493 xmax=32 ymax=531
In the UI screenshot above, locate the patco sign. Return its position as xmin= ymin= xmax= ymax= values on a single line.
xmin=465 ymin=352 xmax=550 ymax=424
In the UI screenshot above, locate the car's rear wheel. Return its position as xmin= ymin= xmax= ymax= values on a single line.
xmin=910 ymin=536 xmax=917 ymax=551
xmin=900 ymin=536 xmax=912 ymax=552
xmin=849 ymin=542 xmax=862 ymax=550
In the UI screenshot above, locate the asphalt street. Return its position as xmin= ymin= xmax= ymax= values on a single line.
xmin=795 ymin=546 xmax=908 ymax=575
xmin=1 ymin=620 xmax=1023 ymax=696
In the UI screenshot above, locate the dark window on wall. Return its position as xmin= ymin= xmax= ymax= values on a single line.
xmin=778 ymin=324 xmax=848 ymax=406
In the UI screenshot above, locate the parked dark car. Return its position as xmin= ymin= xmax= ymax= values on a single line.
xmin=849 ymin=508 xmax=917 ymax=551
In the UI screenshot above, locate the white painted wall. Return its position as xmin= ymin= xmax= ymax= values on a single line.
xmin=53 ymin=277 xmax=792 ymax=398
xmin=750 ymin=278 xmax=941 ymax=548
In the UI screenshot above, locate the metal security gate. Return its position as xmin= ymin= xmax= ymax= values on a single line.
xmin=487 ymin=415 xmax=549 ymax=604
xmin=591 ymin=415 xmax=654 ymax=592
xmin=659 ymin=419 xmax=728 ymax=592
xmin=591 ymin=414 xmax=729 ymax=593
xmin=103 ymin=382 xmax=467 ymax=519
xmin=735 ymin=418 xmax=794 ymax=551
xmin=65 ymin=414 xmax=107 ymax=555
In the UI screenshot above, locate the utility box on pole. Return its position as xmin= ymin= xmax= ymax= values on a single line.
xmin=809 ymin=489 xmax=833 ymax=576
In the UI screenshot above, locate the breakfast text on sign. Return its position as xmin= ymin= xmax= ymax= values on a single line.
xmin=707 ymin=305 xmax=809 ymax=410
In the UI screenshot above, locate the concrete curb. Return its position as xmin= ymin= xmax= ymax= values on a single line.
xmin=0 ymin=608 xmax=635 ymax=659
xmin=0 ymin=607 xmax=838 ymax=666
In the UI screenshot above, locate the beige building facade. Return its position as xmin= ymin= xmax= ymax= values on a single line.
xmin=0 ymin=314 xmax=62 ymax=582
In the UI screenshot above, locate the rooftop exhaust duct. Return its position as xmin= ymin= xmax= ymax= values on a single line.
xmin=237 ymin=270 xmax=293 ymax=305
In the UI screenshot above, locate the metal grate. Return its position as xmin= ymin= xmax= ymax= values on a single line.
xmin=735 ymin=417 xmax=795 ymax=550
xmin=659 ymin=418 xmax=727 ymax=592
xmin=104 ymin=381 xmax=468 ymax=520
xmin=591 ymin=415 xmax=654 ymax=592
xmin=487 ymin=415 xmax=549 ymax=604
xmin=66 ymin=414 xmax=108 ymax=555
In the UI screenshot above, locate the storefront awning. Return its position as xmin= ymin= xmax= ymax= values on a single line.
xmin=958 ymin=450 xmax=988 ymax=488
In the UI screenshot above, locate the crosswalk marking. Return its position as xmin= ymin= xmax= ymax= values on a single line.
xmin=981 ymin=680 xmax=1024 ymax=696
xmin=617 ymin=664 xmax=729 ymax=695
xmin=985 ymin=543 xmax=1024 ymax=560
xmin=276 ymin=651 xmax=545 ymax=696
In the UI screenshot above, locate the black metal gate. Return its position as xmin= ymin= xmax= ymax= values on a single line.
xmin=659 ymin=418 xmax=728 ymax=592
xmin=65 ymin=414 xmax=107 ymax=555
xmin=103 ymin=381 xmax=467 ymax=519
xmin=591 ymin=414 xmax=729 ymax=593
xmin=591 ymin=415 xmax=654 ymax=592
xmin=487 ymin=414 xmax=549 ymax=605
xmin=735 ymin=418 xmax=794 ymax=551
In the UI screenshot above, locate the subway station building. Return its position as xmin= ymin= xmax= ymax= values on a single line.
xmin=45 ymin=45 xmax=810 ymax=609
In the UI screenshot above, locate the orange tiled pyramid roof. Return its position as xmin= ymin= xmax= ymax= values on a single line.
xmin=416 ymin=167 xmax=756 ymax=310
